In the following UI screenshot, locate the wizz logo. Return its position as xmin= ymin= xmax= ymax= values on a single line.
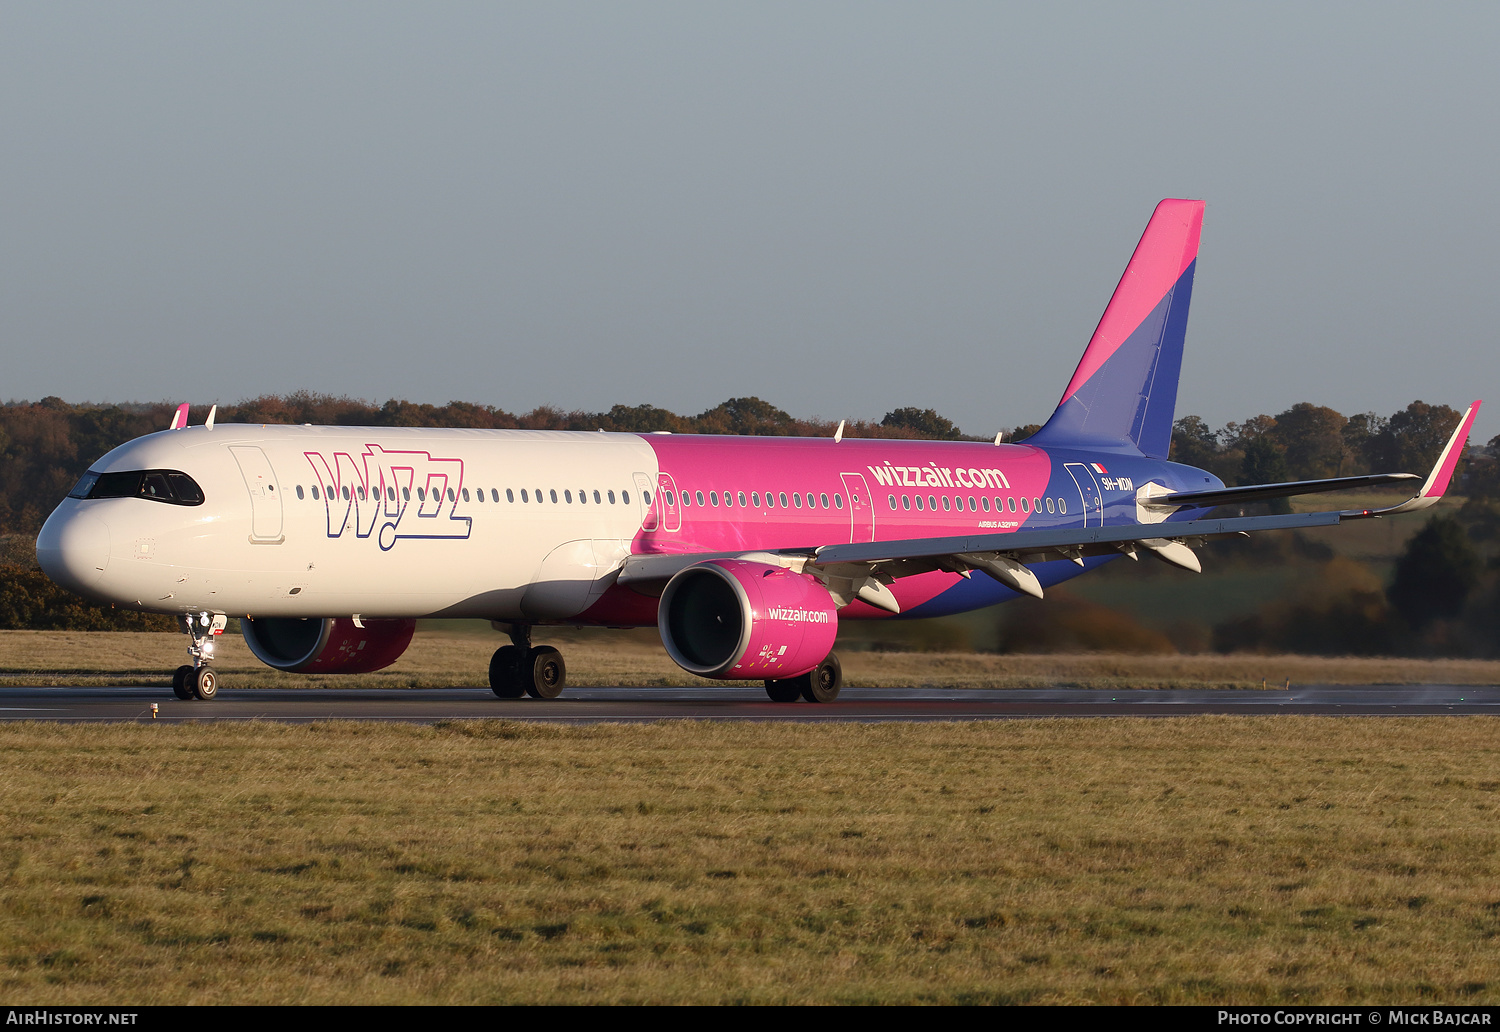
xmin=304 ymin=444 xmax=471 ymax=551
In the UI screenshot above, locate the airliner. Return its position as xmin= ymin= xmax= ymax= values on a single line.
xmin=34 ymin=199 xmax=1481 ymax=703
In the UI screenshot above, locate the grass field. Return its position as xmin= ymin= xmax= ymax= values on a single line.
xmin=3 ymin=628 xmax=1500 ymax=690
xmin=1 ymin=718 xmax=1497 ymax=1004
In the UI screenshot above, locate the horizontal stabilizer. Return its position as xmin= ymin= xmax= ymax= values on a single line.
xmin=1155 ymin=473 xmax=1419 ymax=509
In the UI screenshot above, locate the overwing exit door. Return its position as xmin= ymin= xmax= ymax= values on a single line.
xmin=840 ymin=472 xmax=875 ymax=543
xmin=655 ymin=472 xmax=682 ymax=532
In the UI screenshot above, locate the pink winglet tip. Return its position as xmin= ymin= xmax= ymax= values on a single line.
xmin=1421 ymin=400 xmax=1482 ymax=498
xmin=169 ymin=403 xmax=189 ymax=431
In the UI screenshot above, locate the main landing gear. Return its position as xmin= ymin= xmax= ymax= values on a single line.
xmin=765 ymin=653 xmax=842 ymax=704
xmin=173 ymin=613 xmax=227 ymax=700
xmin=489 ymin=624 xmax=567 ymax=700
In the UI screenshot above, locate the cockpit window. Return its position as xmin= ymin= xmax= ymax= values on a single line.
xmin=67 ymin=473 xmax=99 ymax=499
xmin=167 ymin=474 xmax=204 ymax=503
xmin=68 ymin=469 xmax=205 ymax=506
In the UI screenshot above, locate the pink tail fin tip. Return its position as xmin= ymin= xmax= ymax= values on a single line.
xmin=1058 ymin=198 xmax=1204 ymax=405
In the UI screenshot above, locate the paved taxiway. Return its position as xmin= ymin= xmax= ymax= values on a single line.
xmin=0 ymin=684 xmax=1496 ymax=722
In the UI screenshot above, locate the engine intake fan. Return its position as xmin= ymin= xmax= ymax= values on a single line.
xmin=658 ymin=559 xmax=838 ymax=680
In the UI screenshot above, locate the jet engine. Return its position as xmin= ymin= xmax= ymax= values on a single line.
xmin=241 ymin=617 xmax=416 ymax=674
xmin=658 ymin=559 xmax=839 ymax=679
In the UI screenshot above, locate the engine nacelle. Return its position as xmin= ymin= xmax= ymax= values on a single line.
xmin=241 ymin=617 xmax=416 ymax=674
xmin=658 ymin=559 xmax=838 ymax=679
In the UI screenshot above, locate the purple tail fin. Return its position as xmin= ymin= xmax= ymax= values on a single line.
xmin=1027 ymin=199 xmax=1204 ymax=458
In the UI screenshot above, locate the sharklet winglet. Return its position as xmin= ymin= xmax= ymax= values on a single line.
xmin=1343 ymin=400 xmax=1483 ymax=519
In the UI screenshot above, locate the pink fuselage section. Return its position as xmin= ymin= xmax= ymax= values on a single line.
xmin=579 ymin=434 xmax=1059 ymax=625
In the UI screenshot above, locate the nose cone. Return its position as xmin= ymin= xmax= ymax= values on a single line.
xmin=36 ymin=504 xmax=111 ymax=596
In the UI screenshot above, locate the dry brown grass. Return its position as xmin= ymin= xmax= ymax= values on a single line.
xmin=1 ymin=718 xmax=1498 ymax=1004
xmin=2 ymin=629 xmax=1499 ymax=691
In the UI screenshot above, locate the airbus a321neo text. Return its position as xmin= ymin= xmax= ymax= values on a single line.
xmin=35 ymin=200 xmax=1482 ymax=702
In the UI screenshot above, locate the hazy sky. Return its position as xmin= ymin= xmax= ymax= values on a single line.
xmin=2 ymin=2 xmax=1495 ymax=444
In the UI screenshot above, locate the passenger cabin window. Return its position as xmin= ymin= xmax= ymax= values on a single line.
xmin=69 ymin=469 xmax=206 ymax=506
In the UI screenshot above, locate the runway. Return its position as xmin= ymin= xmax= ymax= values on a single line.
xmin=0 ymin=684 xmax=1497 ymax=722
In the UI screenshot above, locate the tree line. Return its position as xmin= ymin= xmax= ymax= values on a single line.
xmin=0 ymin=394 xmax=981 ymax=538
xmin=1 ymin=392 xmax=1492 ymax=538
xmin=0 ymin=392 xmax=1494 ymax=648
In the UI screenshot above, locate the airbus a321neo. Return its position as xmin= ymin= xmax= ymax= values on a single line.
xmin=35 ymin=199 xmax=1482 ymax=702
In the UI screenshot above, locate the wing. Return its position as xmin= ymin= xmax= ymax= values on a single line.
xmin=617 ymin=400 xmax=1482 ymax=612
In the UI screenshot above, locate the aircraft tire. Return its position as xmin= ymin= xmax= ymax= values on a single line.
xmin=799 ymin=654 xmax=842 ymax=704
xmin=172 ymin=665 xmax=195 ymax=700
xmin=489 ymin=645 xmax=526 ymax=698
xmin=524 ymin=646 xmax=566 ymax=700
xmin=764 ymin=679 xmax=802 ymax=702
xmin=192 ymin=666 xmax=218 ymax=701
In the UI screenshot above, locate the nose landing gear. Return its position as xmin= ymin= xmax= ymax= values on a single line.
xmin=488 ymin=623 xmax=567 ymax=700
xmin=174 ymin=613 xmax=226 ymax=700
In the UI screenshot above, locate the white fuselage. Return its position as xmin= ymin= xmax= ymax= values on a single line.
xmin=37 ymin=425 xmax=660 ymax=621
